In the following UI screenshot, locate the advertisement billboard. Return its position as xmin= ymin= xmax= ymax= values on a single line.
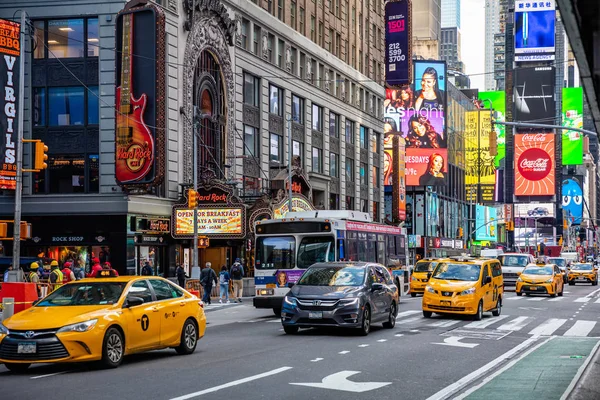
xmin=395 ymin=136 xmax=406 ymax=221
xmin=465 ymin=111 xmax=496 ymax=203
xmin=514 ymin=0 xmax=556 ymax=61
xmin=173 ymin=208 xmax=244 ymax=237
xmin=475 ymin=205 xmax=498 ymax=241
xmin=385 ymin=0 xmax=412 ymax=86
xmin=478 ymin=91 xmax=506 ymax=166
xmin=562 ymin=87 xmax=584 ymax=165
xmin=514 ymin=203 xmax=556 ymax=218
xmin=115 ymin=5 xmax=165 ymax=189
xmin=514 ymin=133 xmax=555 ymax=196
xmin=0 ymin=18 xmax=20 ymax=190
xmin=515 ymin=67 xmax=555 ymax=123
xmin=562 ymin=178 xmax=583 ymax=225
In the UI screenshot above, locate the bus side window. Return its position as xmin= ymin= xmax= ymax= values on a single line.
xmin=337 ymin=239 xmax=345 ymax=260
xmin=377 ymin=241 xmax=385 ymax=265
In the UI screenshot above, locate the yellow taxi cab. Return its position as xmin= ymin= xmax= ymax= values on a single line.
xmin=568 ymin=262 xmax=599 ymax=286
xmin=410 ymin=258 xmax=447 ymax=297
xmin=0 ymin=270 xmax=206 ymax=373
xmin=422 ymin=256 xmax=503 ymax=321
xmin=516 ymin=262 xmax=564 ymax=297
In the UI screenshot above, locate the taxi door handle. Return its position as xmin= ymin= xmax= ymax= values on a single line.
xmin=152 ymin=307 xmax=161 ymax=313
xmin=180 ymin=302 xmax=186 ymax=307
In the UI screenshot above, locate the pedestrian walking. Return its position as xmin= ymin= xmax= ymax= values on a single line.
xmin=103 ymin=261 xmax=119 ymax=276
xmin=141 ymin=261 xmax=153 ymax=276
xmin=73 ymin=258 xmax=85 ymax=280
xmin=176 ymin=264 xmax=187 ymax=288
xmin=49 ymin=260 xmax=64 ymax=293
xmin=200 ymin=262 xmax=217 ymax=304
xmin=219 ymin=265 xmax=230 ymax=303
xmin=87 ymin=257 xmax=103 ymax=278
xmin=61 ymin=261 xmax=76 ymax=284
xmin=229 ymin=258 xmax=245 ymax=303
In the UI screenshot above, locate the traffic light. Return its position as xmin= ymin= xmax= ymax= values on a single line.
xmin=20 ymin=222 xmax=31 ymax=239
xmin=34 ymin=141 xmax=48 ymax=170
xmin=0 ymin=222 xmax=6 ymax=238
xmin=558 ymin=237 xmax=563 ymax=246
xmin=188 ymin=189 xmax=197 ymax=208
xmin=458 ymin=227 xmax=464 ymax=237
xmin=563 ymin=219 xmax=568 ymax=230
xmin=506 ymin=221 xmax=514 ymax=231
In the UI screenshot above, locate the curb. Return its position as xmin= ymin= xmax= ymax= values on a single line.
xmin=566 ymin=339 xmax=600 ymax=400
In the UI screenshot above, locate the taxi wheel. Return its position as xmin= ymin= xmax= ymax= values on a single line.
xmin=383 ymin=302 xmax=397 ymax=329
xmin=473 ymin=301 xmax=483 ymax=321
xmin=423 ymin=310 xmax=432 ymax=318
xmin=492 ymin=297 xmax=502 ymax=317
xmin=4 ymin=363 xmax=30 ymax=373
xmin=175 ymin=319 xmax=198 ymax=355
xmin=101 ymin=327 xmax=124 ymax=368
xmin=594 ymin=279 xmax=598 ymax=286
xmin=558 ymin=285 xmax=564 ymax=297
xmin=569 ymin=281 xmax=575 ymax=286
xmin=273 ymin=308 xmax=282 ymax=317
xmin=516 ymin=292 xmax=522 ymax=297
xmin=550 ymin=286 xmax=557 ymax=298
xmin=358 ymin=306 xmax=371 ymax=336
xmin=284 ymin=325 xmax=299 ymax=334
xmin=411 ymin=292 xmax=417 ymax=298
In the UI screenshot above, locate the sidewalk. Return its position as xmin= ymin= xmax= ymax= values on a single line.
xmin=568 ymin=338 xmax=600 ymax=400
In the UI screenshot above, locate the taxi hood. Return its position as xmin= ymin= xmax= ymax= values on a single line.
xmin=428 ymin=279 xmax=477 ymax=292
xmin=521 ymin=273 xmax=553 ymax=282
xmin=3 ymin=305 xmax=115 ymax=331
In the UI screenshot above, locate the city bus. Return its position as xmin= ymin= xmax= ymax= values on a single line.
xmin=253 ymin=210 xmax=410 ymax=314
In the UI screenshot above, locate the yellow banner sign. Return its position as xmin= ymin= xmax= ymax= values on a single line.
xmin=175 ymin=208 xmax=242 ymax=235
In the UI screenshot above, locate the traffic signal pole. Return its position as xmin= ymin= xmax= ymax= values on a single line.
xmin=12 ymin=11 xmax=27 ymax=271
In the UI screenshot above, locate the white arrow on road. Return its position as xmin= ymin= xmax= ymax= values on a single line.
xmin=290 ymin=371 xmax=392 ymax=393
xmin=432 ymin=336 xmax=479 ymax=348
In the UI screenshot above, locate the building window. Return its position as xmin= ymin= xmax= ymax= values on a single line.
xmin=346 ymin=196 xmax=355 ymax=210
xmin=329 ymin=28 xmax=334 ymax=52
xmin=243 ymin=125 xmax=259 ymax=157
xmin=312 ymin=104 xmax=323 ymax=132
xmin=329 ymin=112 xmax=339 ymax=137
xmin=291 ymin=1 xmax=297 ymax=29
xmin=292 ymin=95 xmax=304 ymax=124
xmin=87 ymin=19 xmax=99 ymax=57
xmin=269 ymin=84 xmax=283 ymax=116
xmin=48 ymin=87 xmax=85 ymax=126
xmin=33 ymin=21 xmax=44 ymax=59
xmin=243 ymin=73 xmax=260 ymax=107
xmin=299 ymin=52 xmax=305 ymax=78
xmin=371 ymin=131 xmax=380 ymax=153
xmin=253 ymin=25 xmax=261 ymax=55
xmin=87 ymin=86 xmax=99 ymax=125
xmin=241 ymin=19 xmax=249 ymax=49
xmin=373 ymin=201 xmax=379 ymax=222
xmin=243 ymin=176 xmax=261 ymax=197
xmin=278 ymin=0 xmax=284 ymax=21
xmin=360 ymin=162 xmax=367 ymax=185
xmin=345 ymin=119 xmax=355 ymax=143
xmin=48 ymin=19 xmax=85 ymax=58
xmin=293 ymin=140 xmax=304 ymax=166
xmin=330 ymin=152 xmax=339 ymax=177
xmin=35 ymin=154 xmax=100 ymax=194
xmin=270 ymin=133 xmax=282 ymax=162
xmin=336 ymin=0 xmax=341 ymax=17
xmin=352 ymin=7 xmax=356 ymax=32
xmin=360 ymin=199 xmax=368 ymax=213
xmin=372 ymin=166 xmax=379 ymax=187
xmin=336 ymin=33 xmax=341 ymax=57
xmin=267 ymin=33 xmax=274 ymax=62
xmin=352 ymin=45 xmax=356 ymax=68
xmin=318 ymin=22 xmax=324 ymax=47
xmin=33 ymin=88 xmax=46 ymax=127
xmin=330 ymin=193 xmax=339 ymax=210
xmin=359 ymin=125 xmax=367 ymax=149
xmin=278 ymin=39 xmax=284 ymax=68
xmin=345 ymin=157 xmax=354 ymax=181
xmin=311 ymin=59 xmax=317 ymax=85
xmin=290 ymin=47 xmax=297 ymax=74
xmin=299 ymin=7 xmax=305 ymax=35
xmin=312 ymin=147 xmax=323 ymax=173
xmin=310 ymin=16 xmax=316 ymax=42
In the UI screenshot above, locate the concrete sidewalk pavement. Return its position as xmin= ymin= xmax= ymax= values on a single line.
xmin=568 ymin=338 xmax=600 ymax=400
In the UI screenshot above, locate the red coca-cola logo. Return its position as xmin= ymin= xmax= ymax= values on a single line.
xmin=518 ymin=148 xmax=552 ymax=181
xmin=521 ymin=134 xmax=547 ymax=142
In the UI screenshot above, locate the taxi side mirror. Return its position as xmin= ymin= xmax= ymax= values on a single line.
xmin=484 ymin=276 xmax=492 ymax=285
xmin=124 ymin=296 xmax=144 ymax=308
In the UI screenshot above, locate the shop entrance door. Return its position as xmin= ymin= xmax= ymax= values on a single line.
xmin=136 ymin=245 xmax=166 ymax=276
xmin=203 ymin=247 xmax=232 ymax=271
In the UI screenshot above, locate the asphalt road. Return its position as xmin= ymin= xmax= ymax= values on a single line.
xmin=2 ymin=284 xmax=600 ymax=400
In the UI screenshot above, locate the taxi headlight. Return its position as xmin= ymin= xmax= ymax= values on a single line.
xmin=0 ymin=323 xmax=8 ymax=335
xmin=517 ymin=277 xmax=523 ymax=282
xmin=57 ymin=319 xmax=98 ymax=333
xmin=425 ymin=285 xmax=435 ymax=294
xmin=459 ymin=287 xmax=476 ymax=295
xmin=283 ymin=296 xmax=297 ymax=306
xmin=545 ymin=278 xmax=553 ymax=283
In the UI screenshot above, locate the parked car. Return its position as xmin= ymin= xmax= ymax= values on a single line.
xmin=281 ymin=262 xmax=399 ymax=336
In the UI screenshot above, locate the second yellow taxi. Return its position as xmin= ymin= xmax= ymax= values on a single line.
xmin=422 ymin=256 xmax=503 ymax=321
xmin=0 ymin=270 xmax=206 ymax=373
xmin=410 ymin=258 xmax=446 ymax=297
xmin=567 ymin=262 xmax=598 ymax=286
xmin=516 ymin=262 xmax=564 ymax=297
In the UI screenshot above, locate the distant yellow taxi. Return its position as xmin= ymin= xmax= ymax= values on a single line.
xmin=568 ymin=263 xmax=598 ymax=286
xmin=0 ymin=270 xmax=206 ymax=372
xmin=410 ymin=259 xmax=445 ymax=297
xmin=422 ymin=257 xmax=503 ymax=321
xmin=516 ymin=263 xmax=564 ymax=297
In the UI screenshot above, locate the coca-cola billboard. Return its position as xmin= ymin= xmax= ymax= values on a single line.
xmin=514 ymin=133 xmax=555 ymax=196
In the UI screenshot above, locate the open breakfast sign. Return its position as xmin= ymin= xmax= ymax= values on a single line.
xmin=172 ymin=208 xmax=245 ymax=238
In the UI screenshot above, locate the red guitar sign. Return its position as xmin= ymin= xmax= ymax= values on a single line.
xmin=115 ymin=13 xmax=154 ymax=184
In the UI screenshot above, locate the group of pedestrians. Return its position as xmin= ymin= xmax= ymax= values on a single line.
xmin=199 ymin=258 xmax=245 ymax=304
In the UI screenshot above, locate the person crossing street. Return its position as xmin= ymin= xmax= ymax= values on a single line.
xmin=230 ymin=258 xmax=245 ymax=303
xmin=49 ymin=260 xmax=64 ymax=293
xmin=200 ymin=262 xmax=217 ymax=304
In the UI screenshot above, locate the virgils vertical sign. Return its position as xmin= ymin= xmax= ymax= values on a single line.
xmin=0 ymin=18 xmax=20 ymax=190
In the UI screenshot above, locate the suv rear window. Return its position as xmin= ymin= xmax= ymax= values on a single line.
xmin=499 ymin=255 xmax=530 ymax=267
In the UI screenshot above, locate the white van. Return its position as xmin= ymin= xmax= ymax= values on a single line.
xmin=560 ymin=252 xmax=578 ymax=266
xmin=498 ymin=253 xmax=535 ymax=287
xmin=480 ymin=249 xmax=503 ymax=259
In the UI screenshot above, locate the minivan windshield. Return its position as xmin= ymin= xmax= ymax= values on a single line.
xmin=297 ymin=266 xmax=365 ymax=286
xmin=572 ymin=263 xmax=593 ymax=271
xmin=547 ymin=258 xmax=566 ymax=267
xmin=414 ymin=261 xmax=436 ymax=272
xmin=432 ymin=263 xmax=482 ymax=282
xmin=522 ymin=266 xmax=553 ymax=275
xmin=499 ymin=255 xmax=529 ymax=267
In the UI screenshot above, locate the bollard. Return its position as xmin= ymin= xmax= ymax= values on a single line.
xmin=2 ymin=297 xmax=14 ymax=320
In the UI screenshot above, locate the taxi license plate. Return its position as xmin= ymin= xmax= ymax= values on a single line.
xmin=309 ymin=311 xmax=323 ymax=319
xmin=17 ymin=342 xmax=36 ymax=354
xmin=577 ymin=277 xmax=587 ymax=281
xmin=529 ymin=286 xmax=538 ymax=290
xmin=441 ymin=300 xmax=451 ymax=306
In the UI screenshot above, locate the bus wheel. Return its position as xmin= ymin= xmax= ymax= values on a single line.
xmin=273 ymin=308 xmax=282 ymax=316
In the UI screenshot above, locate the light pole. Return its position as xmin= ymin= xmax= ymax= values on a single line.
xmin=192 ymin=106 xmax=199 ymax=271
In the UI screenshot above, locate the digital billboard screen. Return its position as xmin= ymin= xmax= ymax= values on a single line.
xmin=479 ymin=91 xmax=506 ymax=167
xmin=514 ymin=133 xmax=555 ymax=196
xmin=562 ymin=178 xmax=583 ymax=225
xmin=475 ymin=205 xmax=498 ymax=242
xmin=514 ymin=0 xmax=556 ymax=61
xmin=562 ymin=87 xmax=583 ymax=165
xmin=385 ymin=0 xmax=412 ymax=86
xmin=515 ymin=67 xmax=555 ymax=123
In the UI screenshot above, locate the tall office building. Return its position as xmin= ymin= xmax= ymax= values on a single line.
xmin=440 ymin=0 xmax=462 ymax=71
xmin=484 ymin=0 xmax=500 ymax=90
xmin=413 ymin=0 xmax=442 ymax=59
xmin=441 ymin=0 xmax=460 ymax=28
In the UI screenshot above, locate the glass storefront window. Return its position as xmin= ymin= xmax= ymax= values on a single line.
xmin=34 ymin=21 xmax=44 ymax=59
xmin=48 ymin=154 xmax=85 ymax=193
xmin=48 ymin=19 xmax=85 ymax=58
xmin=87 ymin=18 xmax=99 ymax=57
xmin=49 ymin=87 xmax=85 ymax=126
xmin=88 ymin=86 xmax=99 ymax=124
xmin=33 ymin=88 xmax=46 ymax=126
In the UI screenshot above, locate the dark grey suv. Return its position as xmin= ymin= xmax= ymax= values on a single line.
xmin=280 ymin=262 xmax=399 ymax=336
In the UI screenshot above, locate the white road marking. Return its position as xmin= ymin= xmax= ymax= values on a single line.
xmin=30 ymin=371 xmax=68 ymax=380
xmin=594 ymin=298 xmax=600 ymax=304
xmin=563 ymin=320 xmax=597 ymax=337
xmin=311 ymin=358 xmax=324 ymax=362
xmin=409 ymin=329 xmax=420 ymax=333
xmin=396 ymin=310 xmax=421 ymax=318
xmin=497 ymin=316 xmax=531 ymax=332
xmin=395 ymin=334 xmax=404 ymax=337
xmin=504 ymin=297 xmax=523 ymax=301
xmin=339 ymin=351 xmax=350 ymax=355
xmin=290 ymin=370 xmax=392 ymax=393
xmin=548 ymin=297 xmax=564 ymax=302
xmin=429 ymin=319 xmax=462 ymax=328
xmin=169 ymin=366 xmax=293 ymax=400
xmin=377 ymin=339 xmax=388 ymax=342
xmin=358 ymin=344 xmax=369 ymax=348
xmin=397 ymin=316 xmax=422 ymax=325
xmin=575 ymin=297 xmax=591 ymax=303
xmin=527 ymin=297 xmax=545 ymax=301
xmin=266 ymin=319 xmax=281 ymax=323
xmin=464 ymin=315 xmax=509 ymax=329
xmin=528 ymin=318 xmax=568 ymax=336
xmin=432 ymin=336 xmax=479 ymax=348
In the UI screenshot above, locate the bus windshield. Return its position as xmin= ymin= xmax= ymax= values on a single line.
xmin=297 ymin=236 xmax=335 ymax=269
xmin=256 ymin=236 xmax=295 ymax=270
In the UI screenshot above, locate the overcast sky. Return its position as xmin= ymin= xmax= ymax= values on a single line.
xmin=461 ymin=0 xmax=486 ymax=90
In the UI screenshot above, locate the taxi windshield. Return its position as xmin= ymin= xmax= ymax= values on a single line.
xmin=523 ymin=266 xmax=553 ymax=275
xmin=572 ymin=263 xmax=593 ymax=271
xmin=297 ymin=266 xmax=365 ymax=286
xmin=548 ymin=258 xmax=566 ymax=267
xmin=414 ymin=262 xmax=435 ymax=272
xmin=36 ymin=283 xmax=126 ymax=307
xmin=432 ymin=263 xmax=482 ymax=281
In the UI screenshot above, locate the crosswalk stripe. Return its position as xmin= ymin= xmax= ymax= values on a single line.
xmin=505 ymin=297 xmax=523 ymax=301
xmin=548 ymin=297 xmax=564 ymax=302
xmin=527 ymin=297 xmax=545 ymax=301
xmin=497 ymin=316 xmax=531 ymax=332
xmin=574 ymin=297 xmax=591 ymax=303
xmin=428 ymin=319 xmax=462 ymax=328
xmin=397 ymin=310 xmax=421 ymax=318
xmin=528 ymin=318 xmax=567 ymax=336
xmin=564 ymin=320 xmax=597 ymax=337
xmin=464 ymin=315 xmax=510 ymax=329
xmin=397 ymin=316 xmax=422 ymax=325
